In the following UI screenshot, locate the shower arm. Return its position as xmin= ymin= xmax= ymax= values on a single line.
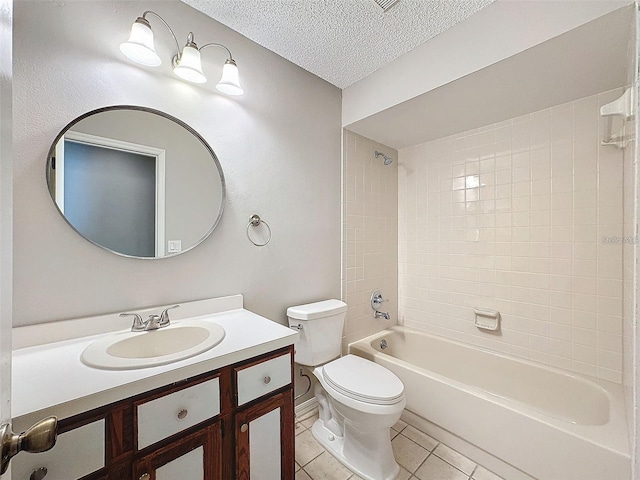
xmin=374 ymin=150 xmax=393 ymax=165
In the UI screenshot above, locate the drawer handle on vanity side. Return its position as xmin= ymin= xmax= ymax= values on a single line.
xmin=177 ymin=409 xmax=188 ymax=420
xmin=240 ymin=424 xmax=248 ymax=433
xmin=263 ymin=376 xmax=271 ymax=384
xmin=139 ymin=473 xmax=151 ymax=480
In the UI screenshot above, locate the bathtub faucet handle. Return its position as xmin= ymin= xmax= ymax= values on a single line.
xmin=371 ymin=290 xmax=389 ymax=310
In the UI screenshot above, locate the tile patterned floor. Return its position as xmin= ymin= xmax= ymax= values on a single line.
xmin=294 ymin=411 xmax=504 ymax=480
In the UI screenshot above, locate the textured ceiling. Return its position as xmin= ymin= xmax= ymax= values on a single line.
xmin=181 ymin=0 xmax=495 ymax=88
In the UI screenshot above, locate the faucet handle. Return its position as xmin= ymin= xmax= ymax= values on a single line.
xmin=159 ymin=304 xmax=180 ymax=325
xmin=120 ymin=313 xmax=145 ymax=332
xmin=370 ymin=291 xmax=389 ymax=310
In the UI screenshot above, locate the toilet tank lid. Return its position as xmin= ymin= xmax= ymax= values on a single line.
xmin=287 ymin=299 xmax=347 ymax=320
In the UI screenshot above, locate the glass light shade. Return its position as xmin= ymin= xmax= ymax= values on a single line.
xmin=216 ymin=59 xmax=243 ymax=96
xmin=120 ymin=19 xmax=162 ymax=67
xmin=173 ymin=45 xmax=207 ymax=84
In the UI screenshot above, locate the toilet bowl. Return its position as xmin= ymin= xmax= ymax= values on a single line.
xmin=287 ymin=300 xmax=406 ymax=480
xmin=311 ymin=355 xmax=406 ymax=480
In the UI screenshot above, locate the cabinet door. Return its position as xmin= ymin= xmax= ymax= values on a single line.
xmin=132 ymin=422 xmax=221 ymax=480
xmin=11 ymin=418 xmax=105 ymax=480
xmin=235 ymin=391 xmax=294 ymax=480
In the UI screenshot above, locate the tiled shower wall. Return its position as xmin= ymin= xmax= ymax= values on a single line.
xmin=342 ymin=130 xmax=398 ymax=351
xmin=398 ymin=89 xmax=625 ymax=382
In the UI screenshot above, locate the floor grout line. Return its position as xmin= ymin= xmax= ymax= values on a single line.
xmin=295 ymin=418 xmax=491 ymax=480
xmin=430 ymin=448 xmax=476 ymax=477
xmin=301 ymin=450 xmax=324 ymax=469
xmin=412 ymin=450 xmax=433 ymax=475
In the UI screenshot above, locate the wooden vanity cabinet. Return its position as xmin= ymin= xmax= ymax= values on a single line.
xmin=12 ymin=346 xmax=294 ymax=480
xmin=235 ymin=392 xmax=294 ymax=480
xmin=132 ymin=422 xmax=222 ymax=480
xmin=234 ymin=349 xmax=296 ymax=480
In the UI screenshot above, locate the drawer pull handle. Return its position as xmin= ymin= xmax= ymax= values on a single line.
xmin=30 ymin=467 xmax=48 ymax=480
xmin=263 ymin=375 xmax=271 ymax=384
xmin=240 ymin=423 xmax=248 ymax=433
xmin=139 ymin=473 xmax=151 ymax=480
xmin=177 ymin=409 xmax=188 ymax=420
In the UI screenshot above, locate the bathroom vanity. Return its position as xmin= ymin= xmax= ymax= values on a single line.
xmin=11 ymin=295 xmax=297 ymax=480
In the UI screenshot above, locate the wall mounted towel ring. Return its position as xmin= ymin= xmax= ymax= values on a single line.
xmin=246 ymin=214 xmax=272 ymax=247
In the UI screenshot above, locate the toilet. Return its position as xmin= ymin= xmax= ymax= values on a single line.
xmin=287 ymin=299 xmax=406 ymax=480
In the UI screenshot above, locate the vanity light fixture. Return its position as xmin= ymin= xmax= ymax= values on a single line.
xmin=120 ymin=11 xmax=244 ymax=95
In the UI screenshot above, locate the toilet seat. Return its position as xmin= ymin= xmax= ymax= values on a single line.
xmin=322 ymin=355 xmax=404 ymax=405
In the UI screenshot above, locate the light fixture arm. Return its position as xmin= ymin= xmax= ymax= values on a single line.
xmin=140 ymin=10 xmax=182 ymax=59
xmin=199 ymin=42 xmax=234 ymax=61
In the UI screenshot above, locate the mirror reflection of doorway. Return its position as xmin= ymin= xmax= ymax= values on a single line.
xmin=53 ymin=132 xmax=166 ymax=257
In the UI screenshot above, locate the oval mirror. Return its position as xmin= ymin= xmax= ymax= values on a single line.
xmin=46 ymin=106 xmax=225 ymax=259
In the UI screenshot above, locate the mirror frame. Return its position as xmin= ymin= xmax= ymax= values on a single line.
xmin=46 ymin=105 xmax=226 ymax=259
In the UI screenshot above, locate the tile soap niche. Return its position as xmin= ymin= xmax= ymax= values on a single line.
xmin=474 ymin=308 xmax=500 ymax=331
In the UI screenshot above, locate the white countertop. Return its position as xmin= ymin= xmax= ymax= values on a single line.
xmin=12 ymin=304 xmax=298 ymax=430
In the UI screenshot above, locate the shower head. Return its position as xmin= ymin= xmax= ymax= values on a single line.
xmin=374 ymin=150 xmax=393 ymax=165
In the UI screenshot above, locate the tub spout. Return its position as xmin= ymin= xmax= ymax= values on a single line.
xmin=374 ymin=310 xmax=390 ymax=320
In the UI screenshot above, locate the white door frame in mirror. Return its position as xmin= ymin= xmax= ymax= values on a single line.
xmin=55 ymin=131 xmax=167 ymax=256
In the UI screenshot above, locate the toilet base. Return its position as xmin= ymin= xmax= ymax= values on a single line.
xmin=311 ymin=419 xmax=400 ymax=480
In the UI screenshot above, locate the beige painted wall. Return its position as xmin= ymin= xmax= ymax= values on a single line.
xmin=623 ymin=109 xmax=636 ymax=452
xmin=622 ymin=6 xmax=637 ymax=461
xmin=13 ymin=0 xmax=342 ymax=327
xmin=0 ymin=0 xmax=12 ymax=432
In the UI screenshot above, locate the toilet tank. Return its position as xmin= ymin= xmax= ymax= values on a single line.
xmin=287 ymin=299 xmax=347 ymax=367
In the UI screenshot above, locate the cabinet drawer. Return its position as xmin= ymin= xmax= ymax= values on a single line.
xmin=236 ymin=352 xmax=291 ymax=406
xmin=12 ymin=419 xmax=105 ymax=480
xmin=137 ymin=377 xmax=220 ymax=450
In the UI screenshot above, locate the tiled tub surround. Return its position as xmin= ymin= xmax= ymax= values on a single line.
xmin=349 ymin=326 xmax=629 ymax=480
xmin=398 ymin=88 xmax=626 ymax=383
xmin=342 ymin=131 xmax=398 ymax=351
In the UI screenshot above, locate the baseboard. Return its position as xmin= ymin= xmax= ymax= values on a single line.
xmin=401 ymin=410 xmax=536 ymax=480
xmin=295 ymin=397 xmax=318 ymax=419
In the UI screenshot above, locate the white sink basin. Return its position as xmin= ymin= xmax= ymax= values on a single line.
xmin=81 ymin=320 xmax=225 ymax=370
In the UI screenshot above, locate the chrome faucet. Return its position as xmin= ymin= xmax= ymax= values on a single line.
xmin=120 ymin=304 xmax=180 ymax=332
xmin=371 ymin=290 xmax=391 ymax=320
xmin=145 ymin=314 xmax=163 ymax=330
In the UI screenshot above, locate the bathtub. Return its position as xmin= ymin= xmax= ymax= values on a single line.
xmin=349 ymin=326 xmax=630 ymax=480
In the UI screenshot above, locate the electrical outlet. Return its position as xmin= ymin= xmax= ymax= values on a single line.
xmin=167 ymin=240 xmax=182 ymax=253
